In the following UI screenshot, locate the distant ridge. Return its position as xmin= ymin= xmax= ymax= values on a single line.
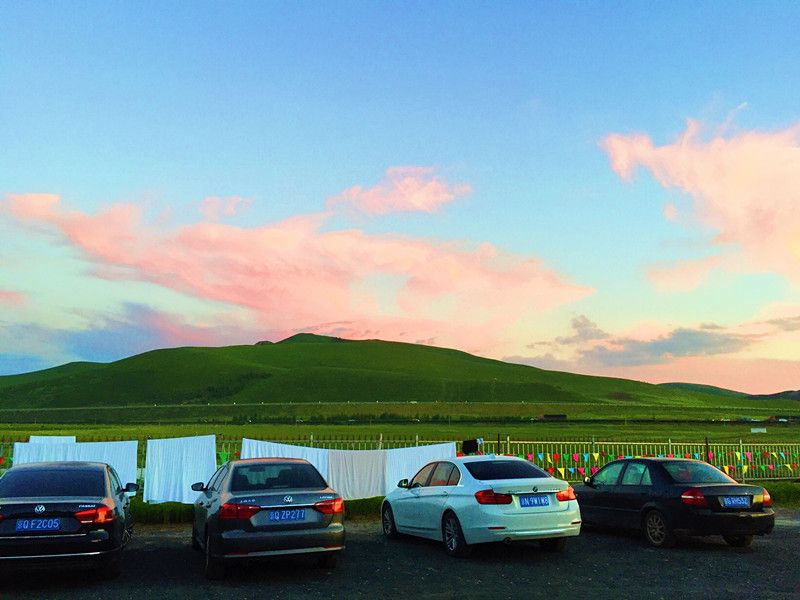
xmin=748 ymin=390 xmax=800 ymax=401
xmin=659 ymin=382 xmax=747 ymax=398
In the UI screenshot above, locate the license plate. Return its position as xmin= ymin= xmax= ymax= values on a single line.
xmin=267 ymin=509 xmax=306 ymax=522
xmin=15 ymin=518 xmax=61 ymax=532
xmin=519 ymin=495 xmax=550 ymax=508
xmin=721 ymin=496 xmax=750 ymax=508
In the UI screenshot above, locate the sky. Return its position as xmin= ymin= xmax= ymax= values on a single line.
xmin=1 ymin=2 xmax=799 ymax=393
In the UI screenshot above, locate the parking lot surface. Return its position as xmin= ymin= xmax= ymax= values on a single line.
xmin=2 ymin=510 xmax=798 ymax=600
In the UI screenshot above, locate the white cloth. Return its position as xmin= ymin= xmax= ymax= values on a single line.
xmin=144 ymin=435 xmax=217 ymax=504
xmin=28 ymin=435 xmax=76 ymax=444
xmin=12 ymin=441 xmax=139 ymax=488
xmin=328 ymin=449 xmax=387 ymax=500
xmin=240 ymin=439 xmax=330 ymax=479
xmin=384 ymin=442 xmax=457 ymax=494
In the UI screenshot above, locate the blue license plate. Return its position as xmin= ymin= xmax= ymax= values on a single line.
xmin=722 ymin=496 xmax=750 ymax=508
xmin=268 ymin=509 xmax=306 ymax=522
xmin=15 ymin=518 xmax=61 ymax=532
xmin=519 ymin=495 xmax=550 ymax=508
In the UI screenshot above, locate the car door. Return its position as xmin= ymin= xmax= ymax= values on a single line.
xmin=417 ymin=462 xmax=456 ymax=536
xmin=195 ymin=465 xmax=226 ymax=537
xmin=392 ymin=462 xmax=436 ymax=531
xmin=614 ymin=462 xmax=653 ymax=529
xmin=108 ymin=466 xmax=132 ymax=539
xmin=576 ymin=461 xmax=626 ymax=526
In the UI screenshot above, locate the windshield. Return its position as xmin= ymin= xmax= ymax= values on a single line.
xmin=464 ymin=460 xmax=549 ymax=481
xmin=0 ymin=469 xmax=106 ymax=497
xmin=230 ymin=463 xmax=327 ymax=492
xmin=663 ymin=461 xmax=735 ymax=484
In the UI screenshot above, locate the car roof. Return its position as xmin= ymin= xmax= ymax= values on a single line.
xmin=10 ymin=461 xmax=107 ymax=471
xmin=454 ymin=455 xmax=528 ymax=463
xmin=228 ymin=457 xmax=311 ymax=466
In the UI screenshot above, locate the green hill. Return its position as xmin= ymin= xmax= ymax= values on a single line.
xmin=0 ymin=334 xmax=778 ymax=416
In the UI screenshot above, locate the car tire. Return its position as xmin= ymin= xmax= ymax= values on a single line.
xmin=642 ymin=509 xmax=676 ymax=548
xmin=723 ymin=535 xmax=753 ymax=548
xmin=382 ymin=503 xmax=400 ymax=540
xmin=204 ymin=533 xmax=225 ymax=580
xmin=442 ymin=512 xmax=472 ymax=558
xmin=317 ymin=552 xmax=339 ymax=568
xmin=191 ymin=527 xmax=201 ymax=551
xmin=540 ymin=537 xmax=567 ymax=552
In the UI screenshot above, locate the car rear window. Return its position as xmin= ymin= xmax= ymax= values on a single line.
xmin=0 ymin=469 xmax=106 ymax=497
xmin=464 ymin=460 xmax=549 ymax=480
xmin=663 ymin=461 xmax=735 ymax=484
xmin=231 ymin=463 xmax=327 ymax=492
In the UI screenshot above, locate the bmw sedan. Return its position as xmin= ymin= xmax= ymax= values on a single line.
xmin=381 ymin=456 xmax=581 ymax=557
xmin=574 ymin=458 xmax=775 ymax=547
xmin=192 ymin=458 xmax=345 ymax=579
xmin=0 ymin=461 xmax=138 ymax=576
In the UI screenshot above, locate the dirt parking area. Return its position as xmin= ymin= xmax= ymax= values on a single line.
xmin=2 ymin=510 xmax=798 ymax=600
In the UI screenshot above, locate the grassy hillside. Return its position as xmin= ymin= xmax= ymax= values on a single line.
xmin=0 ymin=335 xmax=796 ymax=426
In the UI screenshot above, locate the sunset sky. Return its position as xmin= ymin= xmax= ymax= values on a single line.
xmin=2 ymin=3 xmax=799 ymax=393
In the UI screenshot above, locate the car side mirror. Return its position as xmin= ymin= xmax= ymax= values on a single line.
xmin=124 ymin=482 xmax=139 ymax=494
xmin=583 ymin=476 xmax=593 ymax=487
xmin=191 ymin=482 xmax=206 ymax=492
xmin=398 ymin=478 xmax=409 ymax=489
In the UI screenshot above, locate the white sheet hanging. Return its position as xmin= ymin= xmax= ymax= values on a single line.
xmin=144 ymin=435 xmax=217 ymax=504
xmin=240 ymin=439 xmax=330 ymax=479
xmin=328 ymin=449 xmax=387 ymax=500
xmin=12 ymin=441 xmax=139 ymax=488
xmin=28 ymin=435 xmax=76 ymax=444
xmin=384 ymin=442 xmax=457 ymax=495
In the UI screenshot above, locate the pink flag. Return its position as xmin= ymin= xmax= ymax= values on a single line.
xmin=708 ymin=452 xmax=715 ymax=460
xmin=590 ymin=466 xmax=599 ymax=475
xmin=745 ymin=452 xmax=752 ymax=461
xmin=526 ymin=453 xmax=533 ymax=461
xmin=577 ymin=467 xmax=585 ymax=476
xmin=572 ymin=453 xmax=580 ymax=462
xmin=768 ymin=465 xmax=775 ymax=471
xmin=667 ymin=453 xmax=674 ymax=458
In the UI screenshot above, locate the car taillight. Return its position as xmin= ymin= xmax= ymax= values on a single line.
xmin=680 ymin=488 xmax=708 ymax=507
xmin=74 ymin=504 xmax=115 ymax=524
xmin=474 ymin=489 xmax=513 ymax=505
xmin=762 ymin=488 xmax=772 ymax=507
xmin=556 ymin=486 xmax=577 ymax=501
xmin=313 ymin=498 xmax=344 ymax=514
xmin=218 ymin=503 xmax=261 ymax=520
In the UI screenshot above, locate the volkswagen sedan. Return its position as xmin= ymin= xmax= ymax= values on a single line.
xmin=191 ymin=458 xmax=345 ymax=579
xmin=382 ymin=455 xmax=581 ymax=557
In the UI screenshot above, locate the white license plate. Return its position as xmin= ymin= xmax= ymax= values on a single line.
xmin=519 ymin=495 xmax=550 ymax=508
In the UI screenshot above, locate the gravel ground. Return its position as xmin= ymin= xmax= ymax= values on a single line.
xmin=2 ymin=510 xmax=798 ymax=600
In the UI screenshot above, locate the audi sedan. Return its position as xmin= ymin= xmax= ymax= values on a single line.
xmin=0 ymin=462 xmax=138 ymax=576
xmin=575 ymin=458 xmax=775 ymax=547
xmin=381 ymin=455 xmax=581 ymax=557
xmin=191 ymin=458 xmax=345 ymax=579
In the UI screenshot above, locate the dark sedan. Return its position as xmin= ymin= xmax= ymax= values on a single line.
xmin=0 ymin=461 xmax=138 ymax=576
xmin=575 ymin=458 xmax=774 ymax=547
xmin=191 ymin=458 xmax=345 ymax=580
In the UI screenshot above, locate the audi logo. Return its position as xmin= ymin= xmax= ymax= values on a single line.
xmin=34 ymin=505 xmax=46 ymax=514
xmin=283 ymin=496 xmax=293 ymax=503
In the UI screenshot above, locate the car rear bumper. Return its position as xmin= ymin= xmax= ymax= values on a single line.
xmin=0 ymin=529 xmax=119 ymax=561
xmin=215 ymin=524 xmax=345 ymax=559
xmin=673 ymin=509 xmax=775 ymax=537
xmin=462 ymin=502 xmax=582 ymax=545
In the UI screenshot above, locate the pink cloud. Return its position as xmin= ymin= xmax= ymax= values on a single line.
xmin=3 ymin=193 xmax=590 ymax=355
xmin=326 ymin=166 xmax=471 ymax=215
xmin=0 ymin=290 xmax=25 ymax=306
xmin=602 ymin=120 xmax=800 ymax=286
xmin=199 ymin=196 xmax=252 ymax=221
xmin=647 ymin=255 xmax=724 ymax=292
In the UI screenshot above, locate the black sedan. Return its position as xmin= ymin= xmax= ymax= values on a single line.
xmin=575 ymin=458 xmax=774 ymax=548
xmin=191 ymin=458 xmax=345 ymax=580
xmin=0 ymin=461 xmax=138 ymax=576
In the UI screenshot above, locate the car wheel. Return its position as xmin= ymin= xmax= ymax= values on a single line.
xmin=540 ymin=537 xmax=567 ymax=552
xmin=191 ymin=527 xmax=201 ymax=551
xmin=442 ymin=512 xmax=471 ymax=558
xmin=642 ymin=509 xmax=676 ymax=548
xmin=317 ymin=552 xmax=339 ymax=568
xmin=382 ymin=503 xmax=400 ymax=539
xmin=723 ymin=535 xmax=753 ymax=548
xmin=204 ymin=534 xmax=225 ymax=580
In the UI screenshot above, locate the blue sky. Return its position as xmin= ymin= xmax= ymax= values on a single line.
xmin=2 ymin=3 xmax=799 ymax=392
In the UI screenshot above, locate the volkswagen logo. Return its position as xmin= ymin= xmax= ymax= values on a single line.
xmin=283 ymin=496 xmax=293 ymax=504
xmin=34 ymin=505 xmax=45 ymax=514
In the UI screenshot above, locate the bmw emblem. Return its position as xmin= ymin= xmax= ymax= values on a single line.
xmin=34 ymin=505 xmax=45 ymax=514
xmin=283 ymin=496 xmax=293 ymax=504
xmin=531 ymin=486 xmax=538 ymax=493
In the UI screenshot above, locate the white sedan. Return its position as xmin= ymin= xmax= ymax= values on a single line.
xmin=382 ymin=455 xmax=581 ymax=557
